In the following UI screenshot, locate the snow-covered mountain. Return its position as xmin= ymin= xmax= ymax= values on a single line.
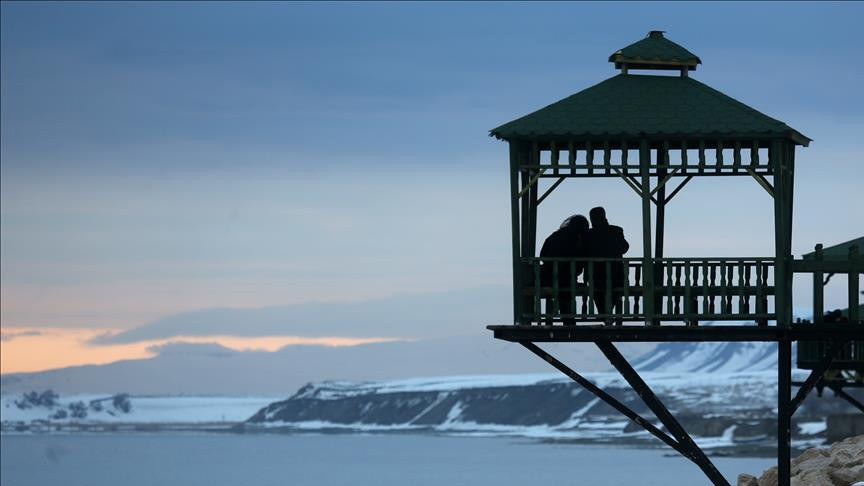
xmin=244 ymin=340 xmax=851 ymax=450
xmin=631 ymin=341 xmax=779 ymax=373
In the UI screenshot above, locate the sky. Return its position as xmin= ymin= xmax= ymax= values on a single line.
xmin=2 ymin=2 xmax=863 ymax=374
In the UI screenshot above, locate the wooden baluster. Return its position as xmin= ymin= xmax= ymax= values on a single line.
xmin=662 ymin=140 xmax=670 ymax=172
xmin=621 ymin=141 xmax=629 ymax=175
xmin=754 ymin=261 xmax=763 ymax=321
xmin=750 ymin=141 xmax=759 ymax=169
xmin=551 ymin=142 xmax=559 ymax=176
xmin=665 ymin=262 xmax=673 ymax=316
xmin=813 ymin=245 xmax=824 ymax=324
xmin=715 ymin=140 xmax=724 ymax=173
xmin=606 ymin=260 xmax=613 ymax=319
xmin=849 ymin=245 xmax=860 ymax=323
xmin=724 ymin=262 xmax=733 ymax=314
xmin=570 ymin=261 xmax=577 ymax=323
xmin=603 ymin=141 xmax=611 ymax=175
xmin=684 ymin=263 xmax=693 ymax=325
xmin=586 ymin=141 xmax=594 ymax=175
xmin=680 ymin=141 xmax=689 ymax=174
xmin=742 ymin=262 xmax=751 ymax=315
xmin=534 ymin=260 xmax=542 ymax=325
xmin=634 ymin=265 xmax=642 ymax=315
xmin=552 ymin=261 xmax=560 ymax=324
xmin=733 ymin=141 xmax=742 ymax=173
xmin=702 ymin=262 xmax=710 ymax=315
xmin=709 ymin=264 xmax=717 ymax=314
xmin=674 ymin=264 xmax=682 ymax=315
xmin=623 ymin=261 xmax=631 ymax=317
xmin=587 ymin=261 xmax=595 ymax=316
xmin=698 ymin=140 xmax=706 ymax=174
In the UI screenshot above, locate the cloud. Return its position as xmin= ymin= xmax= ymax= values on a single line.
xmin=145 ymin=341 xmax=236 ymax=358
xmin=88 ymin=286 xmax=510 ymax=345
xmin=0 ymin=330 xmax=42 ymax=342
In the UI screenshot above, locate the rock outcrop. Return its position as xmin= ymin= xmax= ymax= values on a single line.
xmin=738 ymin=434 xmax=864 ymax=486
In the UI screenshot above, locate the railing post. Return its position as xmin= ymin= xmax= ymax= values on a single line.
xmin=850 ymin=244 xmax=860 ymax=323
xmin=813 ymin=244 xmax=824 ymax=324
xmin=640 ymin=139 xmax=655 ymax=325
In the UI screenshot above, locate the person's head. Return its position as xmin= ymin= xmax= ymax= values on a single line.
xmin=589 ymin=206 xmax=608 ymax=227
xmin=560 ymin=214 xmax=589 ymax=232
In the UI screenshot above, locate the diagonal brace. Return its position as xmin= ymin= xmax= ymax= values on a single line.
xmin=789 ymin=340 xmax=849 ymax=417
xmin=537 ymin=176 xmax=565 ymax=206
xmin=746 ymin=168 xmax=775 ymax=198
xmin=613 ymin=168 xmax=658 ymax=204
xmin=595 ymin=341 xmax=731 ymax=486
xmin=830 ymin=385 xmax=864 ymax=413
xmin=519 ymin=341 xmax=685 ymax=455
xmin=516 ymin=168 xmax=547 ymax=199
xmin=665 ymin=175 xmax=693 ymax=204
xmin=649 ymin=166 xmax=682 ymax=196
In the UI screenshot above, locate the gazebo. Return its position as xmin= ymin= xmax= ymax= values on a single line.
xmin=486 ymin=31 xmax=864 ymax=486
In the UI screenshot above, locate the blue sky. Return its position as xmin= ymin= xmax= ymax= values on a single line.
xmin=2 ymin=2 xmax=863 ymax=333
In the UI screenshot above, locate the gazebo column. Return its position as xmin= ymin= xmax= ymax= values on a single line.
xmin=653 ymin=144 xmax=668 ymax=326
xmin=509 ymin=142 xmax=523 ymax=325
xmin=772 ymin=139 xmax=795 ymax=486
xmin=640 ymin=139 xmax=655 ymax=325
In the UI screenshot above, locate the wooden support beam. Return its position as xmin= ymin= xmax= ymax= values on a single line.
xmin=831 ymin=386 xmax=864 ymax=413
xmin=649 ymin=166 xmax=681 ymax=197
xmin=516 ymin=167 xmax=547 ymax=199
xmin=788 ymin=340 xmax=848 ymax=416
xmin=665 ymin=176 xmax=693 ymax=204
xmin=746 ymin=167 xmax=775 ymax=198
xmin=520 ymin=342 xmax=686 ymax=455
xmin=778 ymin=338 xmax=792 ymax=486
xmin=509 ymin=144 xmax=523 ymax=325
xmin=537 ymin=176 xmax=565 ymax=206
xmin=640 ymin=140 xmax=655 ymax=325
xmin=596 ymin=342 xmax=730 ymax=486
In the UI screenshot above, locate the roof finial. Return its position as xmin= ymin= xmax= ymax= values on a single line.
xmin=609 ymin=31 xmax=701 ymax=73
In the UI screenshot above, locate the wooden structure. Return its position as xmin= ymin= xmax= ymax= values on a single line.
xmin=795 ymin=239 xmax=864 ymax=413
xmin=486 ymin=31 xmax=864 ymax=486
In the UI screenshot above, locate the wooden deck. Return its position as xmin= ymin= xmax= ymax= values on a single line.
xmin=487 ymin=323 xmax=864 ymax=342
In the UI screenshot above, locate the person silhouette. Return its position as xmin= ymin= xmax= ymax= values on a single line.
xmin=584 ymin=207 xmax=629 ymax=322
xmin=539 ymin=214 xmax=589 ymax=326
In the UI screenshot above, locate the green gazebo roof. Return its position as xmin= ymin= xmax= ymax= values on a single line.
xmin=802 ymin=237 xmax=864 ymax=260
xmin=609 ymin=30 xmax=701 ymax=71
xmin=491 ymin=32 xmax=810 ymax=146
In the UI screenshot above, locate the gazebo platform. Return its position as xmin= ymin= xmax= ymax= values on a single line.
xmin=488 ymin=323 xmax=864 ymax=343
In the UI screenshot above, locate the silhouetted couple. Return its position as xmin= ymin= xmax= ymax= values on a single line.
xmin=540 ymin=207 xmax=629 ymax=325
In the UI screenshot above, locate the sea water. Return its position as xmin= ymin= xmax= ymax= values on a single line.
xmin=1 ymin=434 xmax=774 ymax=486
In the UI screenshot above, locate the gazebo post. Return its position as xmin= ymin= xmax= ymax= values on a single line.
xmin=509 ymin=142 xmax=523 ymax=325
xmin=640 ymin=139 xmax=655 ymax=325
xmin=654 ymin=145 xmax=668 ymax=325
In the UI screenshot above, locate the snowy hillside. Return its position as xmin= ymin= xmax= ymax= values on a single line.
xmin=632 ymin=341 xmax=779 ymax=373
xmin=1 ymin=393 xmax=275 ymax=430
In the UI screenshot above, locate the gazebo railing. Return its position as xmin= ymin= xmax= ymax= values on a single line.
xmin=522 ymin=257 xmax=775 ymax=325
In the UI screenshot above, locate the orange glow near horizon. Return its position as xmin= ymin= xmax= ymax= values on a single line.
xmin=0 ymin=327 xmax=403 ymax=374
